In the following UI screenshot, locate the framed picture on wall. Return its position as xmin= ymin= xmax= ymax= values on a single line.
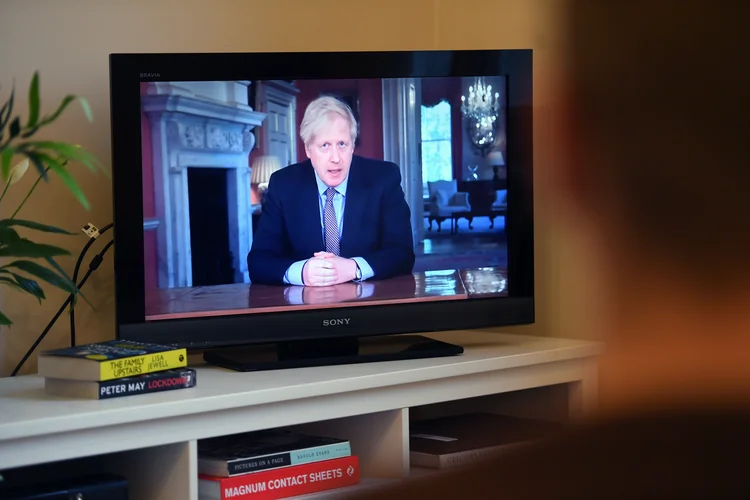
xmin=319 ymin=90 xmax=360 ymax=146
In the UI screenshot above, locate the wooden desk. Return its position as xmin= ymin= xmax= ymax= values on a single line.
xmin=145 ymin=268 xmax=508 ymax=321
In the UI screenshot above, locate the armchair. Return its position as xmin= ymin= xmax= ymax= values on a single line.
xmin=492 ymin=189 xmax=507 ymax=210
xmin=426 ymin=180 xmax=471 ymax=232
xmin=487 ymin=189 xmax=508 ymax=230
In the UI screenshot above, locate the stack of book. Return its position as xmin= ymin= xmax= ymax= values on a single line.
xmin=38 ymin=340 xmax=196 ymax=400
xmin=197 ymin=429 xmax=360 ymax=500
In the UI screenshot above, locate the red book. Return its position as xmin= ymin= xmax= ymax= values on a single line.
xmin=198 ymin=455 xmax=360 ymax=500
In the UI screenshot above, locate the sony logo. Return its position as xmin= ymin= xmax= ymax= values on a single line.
xmin=322 ymin=318 xmax=351 ymax=327
xmin=140 ymin=72 xmax=160 ymax=78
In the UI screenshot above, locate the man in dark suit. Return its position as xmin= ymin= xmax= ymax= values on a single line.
xmin=248 ymin=96 xmax=415 ymax=286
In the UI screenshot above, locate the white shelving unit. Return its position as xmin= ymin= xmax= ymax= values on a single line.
xmin=0 ymin=330 xmax=602 ymax=499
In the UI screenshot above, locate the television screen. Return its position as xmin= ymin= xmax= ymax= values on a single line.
xmin=110 ymin=50 xmax=533 ymax=350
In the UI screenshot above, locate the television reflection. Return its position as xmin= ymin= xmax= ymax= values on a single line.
xmin=460 ymin=267 xmax=508 ymax=297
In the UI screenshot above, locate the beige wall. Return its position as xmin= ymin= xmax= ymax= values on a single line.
xmin=0 ymin=0 xmax=596 ymax=376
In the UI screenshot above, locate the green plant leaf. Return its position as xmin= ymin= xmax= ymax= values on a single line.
xmin=36 ymin=152 xmax=90 ymax=210
xmin=0 ymin=225 xmax=21 ymax=245
xmin=35 ymin=94 xmax=75 ymax=128
xmin=25 ymin=141 xmax=103 ymax=173
xmin=0 ymin=219 xmax=76 ymax=235
xmin=26 ymin=71 xmax=40 ymax=129
xmin=0 ymin=275 xmax=23 ymax=291
xmin=0 ymin=83 xmax=14 ymax=132
xmin=8 ymin=157 xmax=29 ymax=185
xmin=7 ymin=274 xmax=44 ymax=304
xmin=2 ymin=260 xmax=76 ymax=294
xmin=8 ymin=272 xmax=45 ymax=303
xmin=0 ymin=309 xmax=11 ymax=326
xmin=20 ymin=125 xmax=40 ymax=140
xmin=1 ymin=146 xmax=14 ymax=180
xmin=9 ymin=116 xmax=20 ymax=140
xmin=0 ymin=238 xmax=70 ymax=258
xmin=78 ymin=97 xmax=93 ymax=122
xmin=24 ymin=151 xmax=49 ymax=180
xmin=44 ymin=256 xmax=95 ymax=310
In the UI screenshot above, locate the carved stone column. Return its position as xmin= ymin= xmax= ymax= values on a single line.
xmin=382 ymin=79 xmax=425 ymax=248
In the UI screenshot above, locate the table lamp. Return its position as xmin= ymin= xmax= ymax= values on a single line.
xmin=250 ymin=155 xmax=282 ymax=203
xmin=487 ymin=150 xmax=506 ymax=181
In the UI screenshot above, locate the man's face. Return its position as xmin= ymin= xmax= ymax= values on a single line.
xmin=305 ymin=113 xmax=354 ymax=188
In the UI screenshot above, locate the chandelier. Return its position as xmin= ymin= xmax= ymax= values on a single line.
xmin=460 ymin=77 xmax=500 ymax=155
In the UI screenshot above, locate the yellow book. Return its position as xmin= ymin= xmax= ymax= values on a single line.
xmin=37 ymin=340 xmax=187 ymax=381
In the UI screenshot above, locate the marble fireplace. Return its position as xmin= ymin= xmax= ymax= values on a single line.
xmin=142 ymin=82 xmax=266 ymax=289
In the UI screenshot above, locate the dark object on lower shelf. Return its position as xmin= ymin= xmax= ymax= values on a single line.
xmin=410 ymin=412 xmax=562 ymax=469
xmin=203 ymin=334 xmax=464 ymax=372
xmin=0 ymin=473 xmax=128 ymax=500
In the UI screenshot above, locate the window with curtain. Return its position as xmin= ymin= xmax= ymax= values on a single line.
xmin=420 ymin=100 xmax=453 ymax=197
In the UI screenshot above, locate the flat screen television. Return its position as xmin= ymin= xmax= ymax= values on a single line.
xmin=109 ymin=49 xmax=534 ymax=371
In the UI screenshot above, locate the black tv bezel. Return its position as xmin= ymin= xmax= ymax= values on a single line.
xmin=109 ymin=49 xmax=534 ymax=348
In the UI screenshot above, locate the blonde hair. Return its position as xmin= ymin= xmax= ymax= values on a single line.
xmin=299 ymin=96 xmax=358 ymax=146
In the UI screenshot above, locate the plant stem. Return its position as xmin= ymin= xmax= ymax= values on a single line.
xmin=10 ymin=168 xmax=47 ymax=219
xmin=0 ymin=180 xmax=10 ymax=207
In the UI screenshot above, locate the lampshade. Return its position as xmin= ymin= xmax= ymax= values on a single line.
xmin=250 ymin=155 xmax=282 ymax=187
xmin=487 ymin=150 xmax=505 ymax=166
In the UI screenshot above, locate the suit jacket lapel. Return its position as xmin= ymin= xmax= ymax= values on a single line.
xmin=298 ymin=161 xmax=324 ymax=253
xmin=341 ymin=156 xmax=367 ymax=255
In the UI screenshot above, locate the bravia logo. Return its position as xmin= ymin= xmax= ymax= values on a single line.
xmin=140 ymin=72 xmax=160 ymax=78
xmin=322 ymin=318 xmax=351 ymax=327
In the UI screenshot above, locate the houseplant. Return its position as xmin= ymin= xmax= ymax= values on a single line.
xmin=0 ymin=71 xmax=106 ymax=326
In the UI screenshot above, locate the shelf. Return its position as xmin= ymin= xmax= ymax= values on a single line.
xmin=0 ymin=330 xmax=602 ymax=500
xmin=409 ymin=466 xmax=441 ymax=478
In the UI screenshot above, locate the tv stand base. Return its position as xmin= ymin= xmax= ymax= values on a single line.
xmin=202 ymin=334 xmax=463 ymax=372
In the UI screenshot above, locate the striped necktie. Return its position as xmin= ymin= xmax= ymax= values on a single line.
xmin=323 ymin=187 xmax=340 ymax=256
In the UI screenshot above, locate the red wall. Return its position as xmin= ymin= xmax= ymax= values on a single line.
xmin=294 ymin=79 xmax=384 ymax=162
xmin=140 ymin=83 xmax=158 ymax=291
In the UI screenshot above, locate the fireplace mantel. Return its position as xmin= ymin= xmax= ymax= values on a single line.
xmin=143 ymin=82 xmax=267 ymax=289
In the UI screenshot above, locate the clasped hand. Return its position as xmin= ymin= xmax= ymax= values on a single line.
xmin=302 ymin=252 xmax=357 ymax=287
xmin=302 ymin=282 xmax=360 ymax=305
